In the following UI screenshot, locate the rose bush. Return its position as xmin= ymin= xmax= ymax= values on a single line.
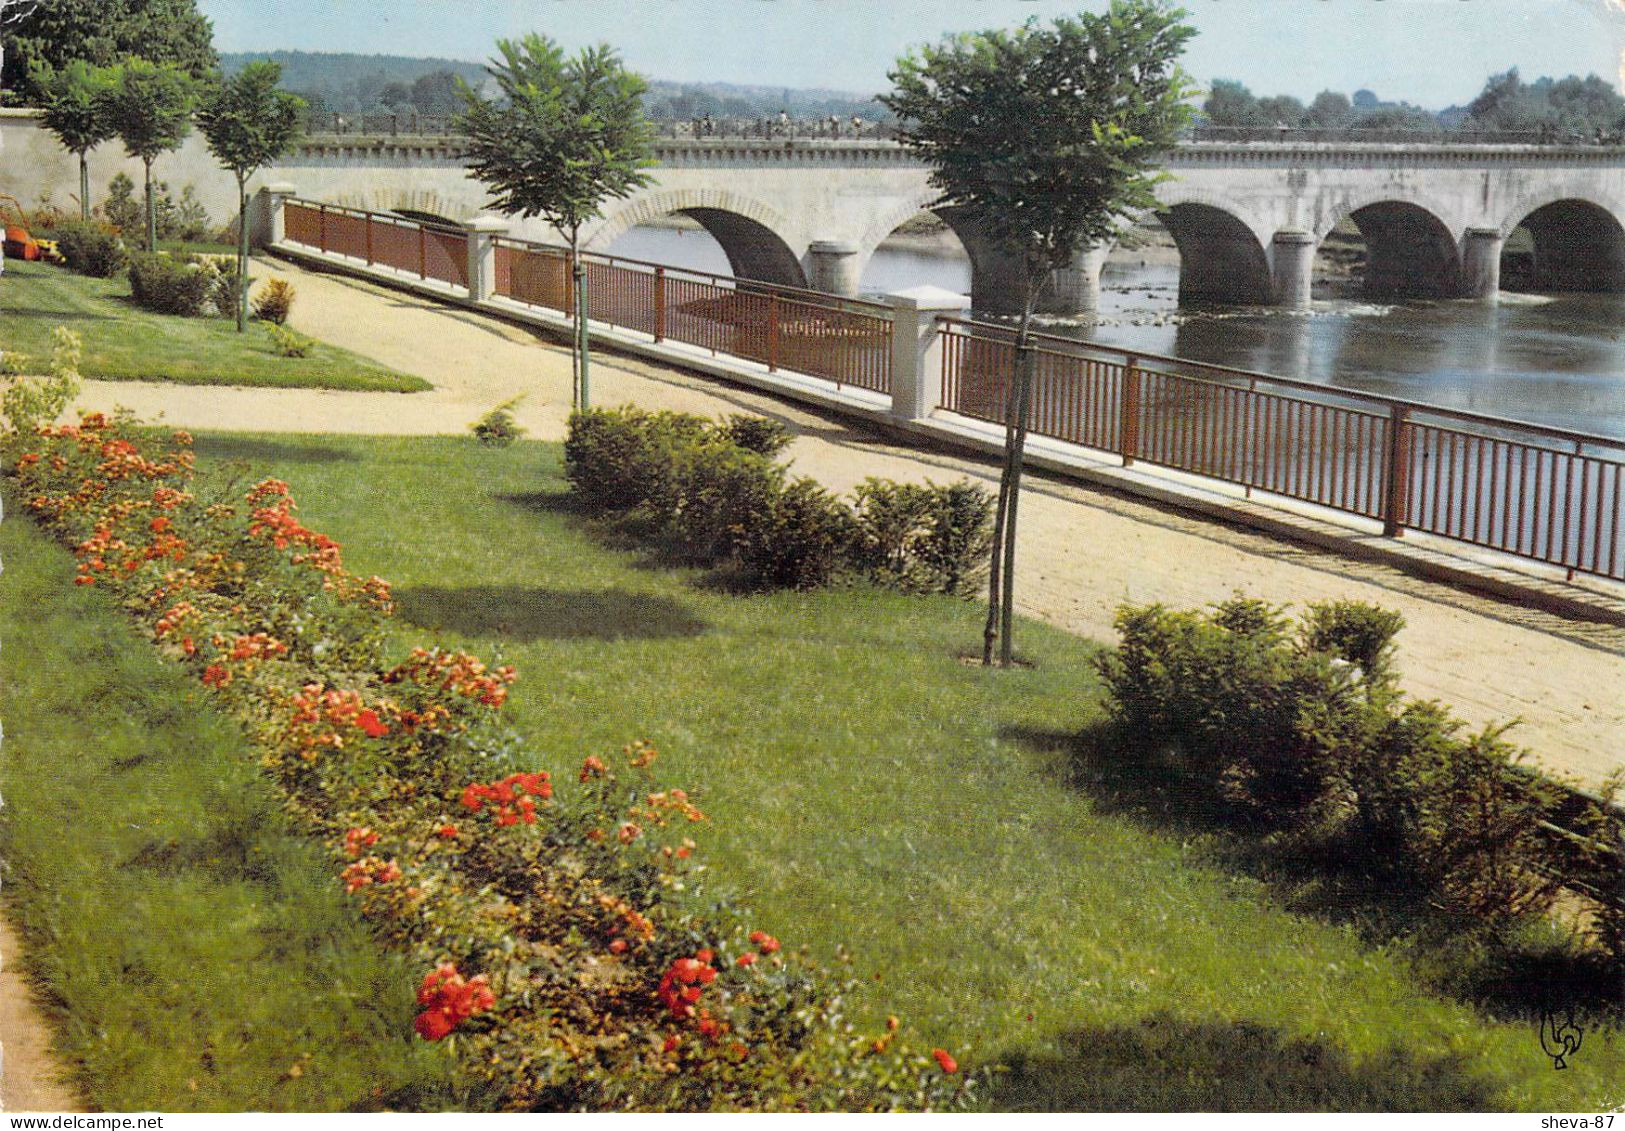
xmin=3 ymin=410 xmax=981 ymax=1111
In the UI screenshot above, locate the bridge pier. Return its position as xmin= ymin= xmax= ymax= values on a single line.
xmin=805 ymin=240 xmax=862 ymax=296
xmin=1461 ymin=228 xmax=1503 ymax=300
xmin=1270 ymin=230 xmax=1316 ymax=309
xmin=968 ymin=243 xmax=1106 ymax=317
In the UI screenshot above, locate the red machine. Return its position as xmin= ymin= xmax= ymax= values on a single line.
xmin=2 ymin=194 xmax=44 ymax=261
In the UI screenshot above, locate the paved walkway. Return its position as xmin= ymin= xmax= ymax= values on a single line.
xmin=72 ymin=255 xmax=1625 ymax=790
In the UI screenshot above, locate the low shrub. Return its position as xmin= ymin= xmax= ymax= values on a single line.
xmin=267 ymin=323 xmax=315 ymax=358
xmin=1094 ymin=597 xmax=1621 ymax=948
xmin=1 ymin=326 xmax=81 ymax=434
xmin=720 ymin=413 xmax=792 ymax=457
xmin=4 ymin=412 xmax=981 ymax=1111
xmin=470 ymin=397 xmax=526 ymax=447
xmin=252 ymin=277 xmax=296 ymax=325
xmin=565 ymin=408 xmax=993 ymax=595
xmin=128 ymin=252 xmax=214 ymax=317
xmin=53 ymin=220 xmax=127 ymax=278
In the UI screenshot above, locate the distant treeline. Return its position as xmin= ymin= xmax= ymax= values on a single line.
xmin=220 ymin=51 xmax=892 ymax=123
xmin=1202 ymin=70 xmax=1625 ymax=135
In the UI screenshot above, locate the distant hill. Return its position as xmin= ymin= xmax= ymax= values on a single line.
xmin=220 ymin=50 xmax=891 ymax=121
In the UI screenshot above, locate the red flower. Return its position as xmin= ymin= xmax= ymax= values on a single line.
xmin=414 ymin=1010 xmax=455 ymax=1041
xmin=749 ymin=930 xmax=780 ymax=954
xmin=662 ymin=1035 xmax=680 ymax=1053
xmin=932 ymin=1048 xmax=958 ymax=1075
xmin=609 ymin=939 xmax=628 ymax=955
xmin=736 ymin=952 xmax=757 ymax=968
xmin=436 ymin=824 xmax=458 ymax=840
xmin=201 ymin=664 xmax=231 ymax=688
xmin=356 ymin=709 xmax=389 ymax=738
xmin=579 ymin=755 xmax=606 ymax=781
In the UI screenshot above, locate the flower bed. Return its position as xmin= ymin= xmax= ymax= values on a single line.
xmin=5 ymin=411 xmax=978 ymax=1111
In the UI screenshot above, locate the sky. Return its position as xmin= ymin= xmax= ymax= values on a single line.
xmin=197 ymin=0 xmax=1625 ymax=109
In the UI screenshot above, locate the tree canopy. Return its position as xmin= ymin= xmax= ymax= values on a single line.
xmin=457 ymin=34 xmax=653 ymax=245
xmin=3 ymin=0 xmax=215 ymax=103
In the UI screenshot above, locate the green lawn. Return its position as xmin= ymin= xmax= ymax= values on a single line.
xmin=147 ymin=432 xmax=1613 ymax=1112
xmin=0 ymin=257 xmax=429 ymax=392
xmin=0 ymin=506 xmax=458 ymax=1111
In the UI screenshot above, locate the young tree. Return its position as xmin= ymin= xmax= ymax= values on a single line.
xmin=106 ymin=58 xmax=197 ymax=253
xmin=198 ymin=60 xmax=304 ymax=330
xmin=458 ymin=33 xmax=653 ymax=407
xmin=883 ymin=0 xmax=1195 ymax=667
xmin=31 ymin=59 xmax=121 ymax=220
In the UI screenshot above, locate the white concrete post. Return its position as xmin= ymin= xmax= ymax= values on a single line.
xmin=806 ymin=240 xmax=862 ymax=295
xmin=886 ymin=285 xmax=971 ymax=421
xmin=1461 ymin=227 xmax=1504 ymax=301
xmin=1270 ymin=229 xmax=1316 ymax=309
xmin=254 ymin=182 xmax=298 ymax=249
xmin=465 ymin=216 xmax=508 ymax=302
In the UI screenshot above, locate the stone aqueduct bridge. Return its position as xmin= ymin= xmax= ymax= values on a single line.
xmin=5 ymin=108 xmax=1625 ymax=312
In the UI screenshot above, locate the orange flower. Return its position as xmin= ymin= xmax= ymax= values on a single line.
xmin=932 ymin=1048 xmax=958 ymax=1075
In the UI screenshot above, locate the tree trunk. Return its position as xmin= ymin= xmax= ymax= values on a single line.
xmin=567 ymin=228 xmax=581 ymax=409
xmin=235 ymin=174 xmax=249 ymax=332
xmin=996 ymin=278 xmax=1042 ymax=668
xmin=78 ymin=152 xmax=89 ymax=222
xmin=143 ymin=157 xmax=156 ymax=253
xmin=982 ymin=356 xmax=1020 ymax=666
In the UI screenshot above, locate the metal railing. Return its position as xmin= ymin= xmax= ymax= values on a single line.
xmin=285 ymin=200 xmax=469 ymax=288
xmin=938 ymin=318 xmax=1625 ymax=582
xmin=284 ymin=198 xmax=891 ymax=395
xmin=492 ymin=239 xmax=893 ymax=394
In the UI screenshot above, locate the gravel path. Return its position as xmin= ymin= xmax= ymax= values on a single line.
xmin=68 ymin=255 xmax=1625 ymax=790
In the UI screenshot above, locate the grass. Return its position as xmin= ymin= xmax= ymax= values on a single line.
xmin=0 ymin=257 xmax=429 ymax=392
xmin=0 ymin=505 xmax=456 ymax=1110
xmin=167 ymin=432 xmax=1618 ymax=1112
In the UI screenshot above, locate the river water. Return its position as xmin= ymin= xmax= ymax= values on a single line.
xmin=607 ymin=224 xmax=1625 ymax=442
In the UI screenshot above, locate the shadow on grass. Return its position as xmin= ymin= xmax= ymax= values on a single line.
xmin=5 ymin=305 xmax=120 ymax=321
xmin=394 ymin=584 xmax=708 ymax=641
xmin=193 ymin=434 xmax=360 ymax=465
xmin=991 ymin=1012 xmax=1496 ymax=1111
xmin=1002 ymin=722 xmax=1625 ymax=1027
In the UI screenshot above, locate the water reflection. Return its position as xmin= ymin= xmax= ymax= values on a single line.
xmin=607 ymin=224 xmax=1625 ymax=439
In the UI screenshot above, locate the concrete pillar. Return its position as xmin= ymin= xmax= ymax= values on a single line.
xmin=465 ymin=215 xmax=508 ymax=302
xmin=1270 ymin=229 xmax=1316 ymax=309
xmin=806 ymin=240 xmax=862 ymax=296
xmin=1041 ymin=243 xmax=1110 ymax=315
xmin=886 ymin=285 xmax=971 ymax=421
xmin=1461 ymin=227 xmax=1504 ymax=300
xmin=253 ymin=182 xmax=298 ymax=249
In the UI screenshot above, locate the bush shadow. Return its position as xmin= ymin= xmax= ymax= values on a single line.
xmin=1002 ymin=722 xmax=1624 ymax=1026
xmin=193 ymin=434 xmax=359 ymax=465
xmin=393 ymin=584 xmax=708 ymax=641
xmin=991 ymin=1012 xmax=1496 ymax=1111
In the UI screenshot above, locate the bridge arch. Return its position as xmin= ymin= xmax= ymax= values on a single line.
xmin=1152 ymin=198 xmax=1273 ymax=305
xmin=587 ymin=188 xmax=808 ymax=288
xmin=1315 ymin=194 xmax=1462 ymax=299
xmin=1499 ymin=193 xmax=1625 ymax=292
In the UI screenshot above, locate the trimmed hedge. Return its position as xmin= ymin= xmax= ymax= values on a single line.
xmin=1095 ymin=598 xmax=1624 ymax=962
xmin=3 ymin=410 xmax=980 ymax=1111
xmin=564 ymin=406 xmax=992 ymax=594
xmin=128 ymin=252 xmax=240 ymax=318
xmin=53 ymin=220 xmax=128 ymax=278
